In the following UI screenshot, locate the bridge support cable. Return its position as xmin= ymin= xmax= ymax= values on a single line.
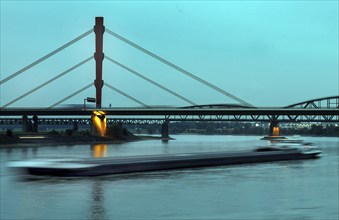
xmin=0 ymin=29 xmax=93 ymax=85
xmin=104 ymin=83 xmax=149 ymax=107
xmin=2 ymin=56 xmax=93 ymax=108
xmin=105 ymin=28 xmax=252 ymax=107
xmin=105 ymin=56 xmax=197 ymax=106
xmin=48 ymin=83 xmax=93 ymax=108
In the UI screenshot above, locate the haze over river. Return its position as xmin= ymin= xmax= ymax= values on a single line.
xmin=1 ymin=135 xmax=338 ymax=220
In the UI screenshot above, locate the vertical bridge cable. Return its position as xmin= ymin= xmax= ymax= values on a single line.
xmin=104 ymin=82 xmax=149 ymax=107
xmin=0 ymin=29 xmax=93 ymax=85
xmin=2 ymin=56 xmax=93 ymax=108
xmin=105 ymin=56 xmax=197 ymax=106
xmin=48 ymin=83 xmax=93 ymax=108
xmin=105 ymin=28 xmax=253 ymax=107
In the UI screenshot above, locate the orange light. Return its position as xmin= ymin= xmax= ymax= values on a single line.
xmin=92 ymin=144 xmax=107 ymax=158
xmin=93 ymin=110 xmax=106 ymax=116
xmin=92 ymin=113 xmax=107 ymax=137
xmin=272 ymin=126 xmax=280 ymax=136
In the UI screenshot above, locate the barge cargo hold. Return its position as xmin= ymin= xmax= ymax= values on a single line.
xmin=8 ymin=145 xmax=321 ymax=177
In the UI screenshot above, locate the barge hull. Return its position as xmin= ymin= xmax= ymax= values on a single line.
xmin=22 ymin=150 xmax=321 ymax=177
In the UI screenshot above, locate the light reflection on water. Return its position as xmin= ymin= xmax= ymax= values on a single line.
xmin=0 ymin=135 xmax=338 ymax=220
xmin=90 ymin=180 xmax=106 ymax=220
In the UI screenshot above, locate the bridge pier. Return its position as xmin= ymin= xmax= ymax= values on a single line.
xmin=161 ymin=120 xmax=169 ymax=140
xmin=22 ymin=115 xmax=38 ymax=132
xmin=91 ymin=112 xmax=106 ymax=137
xmin=269 ymin=120 xmax=280 ymax=136
xmin=22 ymin=115 xmax=29 ymax=132
xmin=33 ymin=115 xmax=38 ymax=132
xmin=72 ymin=121 xmax=78 ymax=132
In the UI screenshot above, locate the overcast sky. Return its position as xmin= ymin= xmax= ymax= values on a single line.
xmin=1 ymin=1 xmax=338 ymax=108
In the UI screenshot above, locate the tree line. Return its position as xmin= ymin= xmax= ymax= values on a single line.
xmin=126 ymin=122 xmax=339 ymax=137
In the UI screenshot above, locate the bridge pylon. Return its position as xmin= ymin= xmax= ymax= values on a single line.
xmin=94 ymin=17 xmax=105 ymax=108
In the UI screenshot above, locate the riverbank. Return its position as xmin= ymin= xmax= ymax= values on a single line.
xmin=0 ymin=134 xmax=118 ymax=148
xmin=0 ymin=122 xmax=172 ymax=149
xmin=0 ymin=133 xmax=167 ymax=149
xmin=130 ymin=122 xmax=339 ymax=137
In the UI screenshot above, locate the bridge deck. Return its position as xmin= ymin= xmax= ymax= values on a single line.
xmin=0 ymin=107 xmax=338 ymax=116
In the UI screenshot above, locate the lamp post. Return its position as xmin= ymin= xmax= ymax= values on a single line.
xmin=84 ymin=97 xmax=96 ymax=110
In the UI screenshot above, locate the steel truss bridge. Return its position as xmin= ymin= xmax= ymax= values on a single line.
xmin=0 ymin=17 xmax=338 ymax=128
xmin=1 ymin=96 xmax=338 ymax=126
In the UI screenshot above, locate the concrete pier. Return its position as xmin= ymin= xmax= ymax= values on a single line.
xmin=261 ymin=120 xmax=286 ymax=140
xmin=91 ymin=114 xmax=106 ymax=137
xmin=22 ymin=115 xmax=28 ymax=132
xmin=269 ymin=120 xmax=280 ymax=136
xmin=161 ymin=121 xmax=169 ymax=139
xmin=32 ymin=115 xmax=38 ymax=132
xmin=21 ymin=115 xmax=38 ymax=132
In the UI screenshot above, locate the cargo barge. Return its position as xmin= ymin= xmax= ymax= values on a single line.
xmin=8 ymin=144 xmax=321 ymax=177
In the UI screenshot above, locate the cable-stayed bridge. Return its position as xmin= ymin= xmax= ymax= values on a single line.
xmin=1 ymin=17 xmax=338 ymax=136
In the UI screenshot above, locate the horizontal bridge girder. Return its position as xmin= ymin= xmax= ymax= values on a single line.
xmin=1 ymin=114 xmax=339 ymax=125
xmin=0 ymin=107 xmax=338 ymax=117
xmin=0 ymin=108 xmax=338 ymax=124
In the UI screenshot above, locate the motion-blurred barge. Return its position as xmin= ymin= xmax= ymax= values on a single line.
xmin=8 ymin=144 xmax=321 ymax=177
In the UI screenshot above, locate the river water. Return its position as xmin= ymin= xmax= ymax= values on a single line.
xmin=0 ymin=135 xmax=338 ymax=220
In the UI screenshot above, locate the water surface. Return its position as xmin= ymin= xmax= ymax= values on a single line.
xmin=1 ymin=135 xmax=338 ymax=220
